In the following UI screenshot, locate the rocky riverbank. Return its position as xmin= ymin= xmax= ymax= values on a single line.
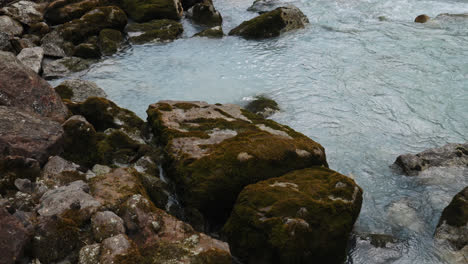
xmin=1 ymin=0 xmax=467 ymax=263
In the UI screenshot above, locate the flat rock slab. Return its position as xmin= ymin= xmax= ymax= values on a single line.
xmin=16 ymin=47 xmax=44 ymax=73
xmin=0 ymin=106 xmax=64 ymax=164
xmin=0 ymin=51 xmax=68 ymax=122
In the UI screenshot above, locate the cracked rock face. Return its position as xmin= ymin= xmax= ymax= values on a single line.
xmin=223 ymin=166 xmax=363 ymax=264
xmin=147 ymin=100 xmax=328 ymax=225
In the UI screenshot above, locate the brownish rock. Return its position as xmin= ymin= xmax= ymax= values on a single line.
xmin=0 ymin=106 xmax=64 ymax=165
xmin=0 ymin=208 xmax=30 ymax=264
xmin=415 ymin=14 xmax=430 ymax=23
xmin=0 ymin=51 xmax=68 ymax=122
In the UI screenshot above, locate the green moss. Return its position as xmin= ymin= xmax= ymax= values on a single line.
xmin=194 ymin=26 xmax=224 ymax=38
xmin=229 ymin=8 xmax=285 ymax=39
xmin=173 ymin=102 xmax=199 ymax=110
xmin=438 ymin=186 xmax=468 ymax=227
xmin=99 ymin=28 xmax=123 ymax=55
xmin=127 ymin=19 xmax=183 ymax=44
xmin=119 ymin=0 xmax=183 ymax=23
xmin=245 ymin=95 xmax=279 ymax=115
xmin=97 ymin=130 xmax=143 ymax=165
xmin=62 ymin=117 xmax=100 ymax=167
xmin=55 ymin=84 xmax=74 ymax=100
xmin=191 ymin=249 xmax=232 ymax=264
xmin=223 ymin=166 xmax=362 ymax=264
xmin=74 ymin=43 xmax=101 ymax=59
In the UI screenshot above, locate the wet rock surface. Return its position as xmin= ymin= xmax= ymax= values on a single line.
xmin=223 ymin=167 xmax=363 ymax=264
xmin=55 ymin=79 xmax=107 ymax=102
xmin=126 ymin=19 xmax=183 ymax=44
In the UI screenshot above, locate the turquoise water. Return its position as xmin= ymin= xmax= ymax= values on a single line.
xmin=53 ymin=0 xmax=468 ymax=262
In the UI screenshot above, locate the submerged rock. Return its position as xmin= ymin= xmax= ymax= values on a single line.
xmin=245 ymin=96 xmax=279 ymax=118
xmin=55 ymin=79 xmax=107 ymax=102
xmin=126 ymin=19 xmax=183 ymax=44
xmin=434 ymin=186 xmax=468 ymax=264
xmin=1 ymin=1 xmax=43 ymax=26
xmin=386 ymin=199 xmax=424 ymax=232
xmin=351 ymin=233 xmax=403 ymax=264
xmin=193 ymin=26 xmax=223 ymax=38
xmin=119 ymin=0 xmax=183 ymax=23
xmin=223 ymin=167 xmax=362 ymax=264
xmin=414 ymin=14 xmax=430 ymax=23
xmin=188 ymin=0 xmax=222 ymax=27
xmin=147 ymin=100 xmax=327 ymax=225
xmin=394 ymin=143 xmax=468 ymax=176
xmin=16 ymin=47 xmax=44 ymax=73
xmin=0 ymin=106 xmax=64 ymax=165
xmin=229 ymin=6 xmax=309 ymax=39
xmin=247 ymin=0 xmax=282 ymax=14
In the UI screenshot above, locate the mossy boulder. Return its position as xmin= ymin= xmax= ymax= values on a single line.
xmin=223 ymin=167 xmax=363 ymax=264
xmin=59 ymin=6 xmax=128 ymax=45
xmin=193 ymin=26 xmax=223 ymax=38
xmin=62 ymin=115 xmax=99 ymax=167
xmin=44 ymin=0 xmax=101 ymax=25
xmin=229 ymin=5 xmax=309 ymax=39
xmin=74 ymin=42 xmax=101 ymax=58
xmin=55 ymin=79 xmax=107 ymax=102
xmin=126 ymin=19 xmax=183 ymax=44
xmin=99 ymin=28 xmax=123 ymax=55
xmin=65 ymin=97 xmax=144 ymax=133
xmin=188 ymin=1 xmax=222 ymax=27
xmin=435 ymin=186 xmax=468 ymax=250
xmin=147 ymin=100 xmax=328 ymax=225
xmin=245 ymin=95 xmax=279 ymax=118
xmin=119 ymin=0 xmax=183 ymax=22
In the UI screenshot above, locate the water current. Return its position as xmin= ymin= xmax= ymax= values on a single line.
xmin=50 ymin=0 xmax=468 ymax=262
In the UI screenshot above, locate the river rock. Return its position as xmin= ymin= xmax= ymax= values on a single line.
xmin=180 ymin=0 xmax=203 ymax=10
xmin=120 ymin=0 xmax=183 ymax=23
xmin=352 ymin=234 xmax=403 ymax=264
xmin=394 ymin=143 xmax=468 ymax=176
xmin=0 ymin=51 xmax=68 ymax=121
xmin=126 ymin=19 xmax=183 ymax=44
xmin=187 ymin=0 xmax=222 ymax=27
xmin=37 ymin=180 xmax=101 ymax=221
xmin=245 ymin=96 xmax=279 ymax=118
xmin=414 ymin=14 xmax=430 ymax=23
xmin=117 ymin=194 xmax=232 ymax=263
xmin=73 ymin=42 xmax=101 ymax=58
xmin=42 ymin=56 xmax=95 ymax=79
xmin=229 ymin=5 xmax=309 ymax=39
xmin=41 ymin=156 xmax=85 ymax=188
xmin=0 ymin=208 xmax=30 ymax=264
xmin=44 ymin=0 xmax=100 ymax=25
xmin=99 ymin=29 xmax=123 ymax=55
xmin=92 ymin=211 xmax=125 ymax=242
xmin=59 ymin=6 xmax=127 ymax=45
xmin=147 ymin=100 xmax=327 ymax=225
xmin=223 ymin=167 xmax=362 ymax=264
xmin=0 ymin=106 xmax=64 ymax=165
xmin=247 ymin=0 xmax=281 ymax=13
xmin=0 ymin=1 xmax=43 ymax=26
xmin=16 ymin=47 xmax=44 ymax=73
xmin=40 ymin=30 xmax=74 ymax=58
xmin=0 ymin=15 xmax=23 ymax=36
xmin=55 ymin=79 xmax=107 ymax=102
xmin=387 ymin=198 xmax=424 ymax=232
xmin=193 ymin=26 xmax=223 ymax=38
xmin=434 ymin=186 xmax=468 ymax=264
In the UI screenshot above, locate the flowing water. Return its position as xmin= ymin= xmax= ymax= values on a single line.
xmin=51 ymin=0 xmax=468 ymax=262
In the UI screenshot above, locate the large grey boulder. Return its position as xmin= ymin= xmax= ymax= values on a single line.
xmin=394 ymin=143 xmax=468 ymax=176
xmin=0 ymin=106 xmax=64 ymax=165
xmin=0 ymin=1 xmax=43 ymax=26
xmin=229 ymin=5 xmax=309 ymax=39
xmin=0 ymin=15 xmax=22 ymax=36
xmin=16 ymin=47 xmax=44 ymax=73
xmin=55 ymin=79 xmax=107 ymax=102
xmin=0 ymin=51 xmax=68 ymax=122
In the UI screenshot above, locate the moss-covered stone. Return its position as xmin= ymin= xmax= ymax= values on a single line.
xmin=438 ymin=187 xmax=468 ymax=228
xmin=147 ymin=100 xmax=328 ymax=225
xmin=65 ymin=97 xmax=144 ymax=133
xmin=96 ymin=130 xmax=145 ymax=165
xmin=44 ymin=0 xmax=101 ymax=25
xmin=126 ymin=19 xmax=183 ymax=44
xmin=188 ymin=1 xmax=222 ymax=27
xmin=193 ymin=26 xmax=223 ymax=38
xmin=59 ymin=6 xmax=128 ymax=44
xmin=245 ymin=95 xmax=279 ymax=118
xmin=229 ymin=5 xmax=309 ymax=39
xmin=119 ymin=0 xmax=183 ymax=22
xmin=62 ymin=115 xmax=100 ymax=168
xmin=74 ymin=43 xmax=101 ymax=58
xmin=99 ymin=28 xmax=123 ymax=55
xmin=415 ymin=14 xmax=430 ymax=23
xmin=223 ymin=166 xmax=363 ymax=264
